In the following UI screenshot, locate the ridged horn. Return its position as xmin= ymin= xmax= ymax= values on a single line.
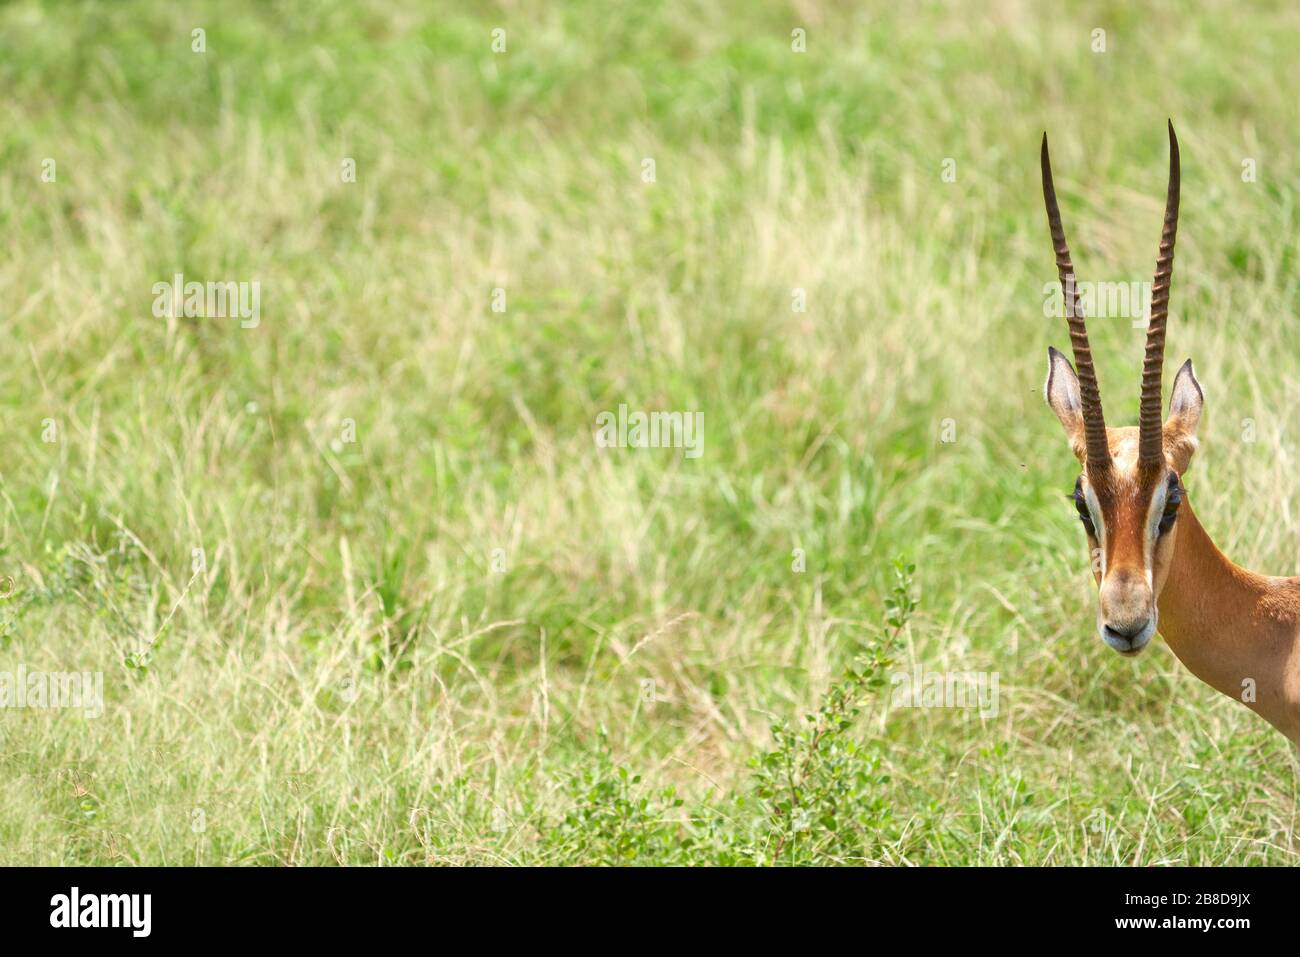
xmin=1138 ymin=120 xmax=1180 ymax=465
xmin=1041 ymin=132 xmax=1111 ymax=468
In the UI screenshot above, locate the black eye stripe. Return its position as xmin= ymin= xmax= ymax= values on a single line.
xmin=1071 ymin=476 xmax=1096 ymax=534
xmin=1157 ymin=473 xmax=1181 ymax=534
xmin=1164 ymin=474 xmax=1182 ymax=511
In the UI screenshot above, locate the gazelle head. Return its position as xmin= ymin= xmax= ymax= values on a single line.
xmin=1040 ymin=122 xmax=1205 ymax=656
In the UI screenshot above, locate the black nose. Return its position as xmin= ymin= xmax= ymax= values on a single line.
xmin=1102 ymin=621 xmax=1154 ymax=650
xmin=1105 ymin=621 xmax=1149 ymax=641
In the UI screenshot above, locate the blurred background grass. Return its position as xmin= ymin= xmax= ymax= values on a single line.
xmin=0 ymin=0 xmax=1297 ymax=863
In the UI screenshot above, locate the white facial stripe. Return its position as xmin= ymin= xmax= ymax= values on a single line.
xmin=1147 ymin=479 xmax=1169 ymax=534
xmin=1142 ymin=480 xmax=1169 ymax=588
xmin=1082 ymin=482 xmax=1106 ymax=577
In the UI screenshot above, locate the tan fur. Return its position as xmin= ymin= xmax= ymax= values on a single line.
xmin=1072 ymin=421 xmax=1300 ymax=742
xmin=1158 ymin=495 xmax=1300 ymax=741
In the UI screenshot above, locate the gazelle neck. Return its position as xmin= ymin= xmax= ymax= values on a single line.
xmin=1156 ymin=493 xmax=1300 ymax=741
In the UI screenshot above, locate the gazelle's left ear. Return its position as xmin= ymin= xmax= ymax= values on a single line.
xmin=1166 ymin=359 xmax=1204 ymax=434
xmin=1164 ymin=358 xmax=1203 ymax=471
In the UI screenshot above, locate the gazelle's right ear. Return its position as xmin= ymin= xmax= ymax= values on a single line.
xmin=1044 ymin=346 xmax=1087 ymax=462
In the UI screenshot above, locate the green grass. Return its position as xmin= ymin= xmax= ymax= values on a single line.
xmin=0 ymin=0 xmax=1297 ymax=865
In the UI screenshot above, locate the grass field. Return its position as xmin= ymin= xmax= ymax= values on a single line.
xmin=1 ymin=0 xmax=1298 ymax=865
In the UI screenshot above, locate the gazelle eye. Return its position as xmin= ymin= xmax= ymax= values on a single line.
xmin=1071 ymin=476 xmax=1096 ymax=537
xmin=1158 ymin=473 xmax=1182 ymax=535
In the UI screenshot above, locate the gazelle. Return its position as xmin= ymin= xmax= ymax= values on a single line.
xmin=1040 ymin=122 xmax=1300 ymax=743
